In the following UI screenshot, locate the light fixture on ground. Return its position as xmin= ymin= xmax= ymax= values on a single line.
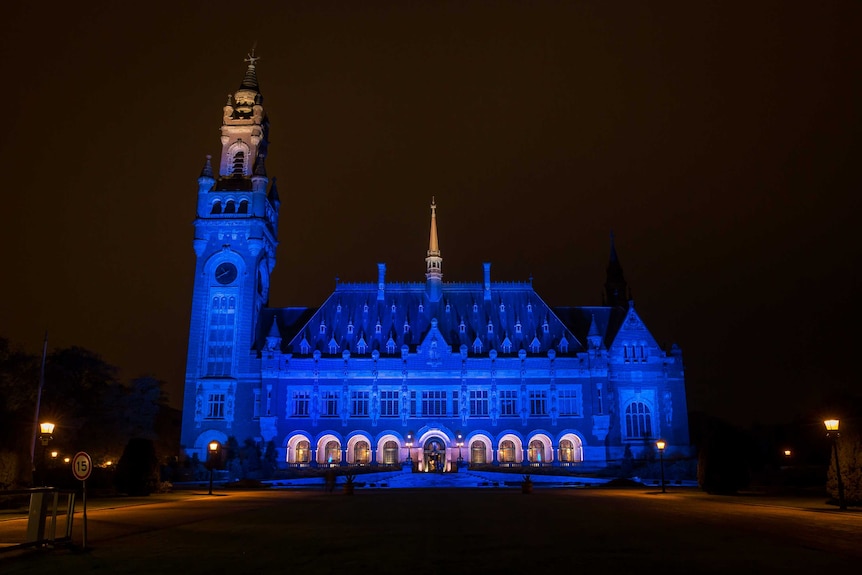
xmin=823 ymin=419 xmax=846 ymax=511
xmin=656 ymin=439 xmax=667 ymax=493
xmin=207 ymin=441 xmax=221 ymax=495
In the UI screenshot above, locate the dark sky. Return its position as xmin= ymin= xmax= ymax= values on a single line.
xmin=3 ymin=2 xmax=860 ymax=427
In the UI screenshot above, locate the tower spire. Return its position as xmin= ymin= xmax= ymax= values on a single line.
xmin=425 ymin=198 xmax=443 ymax=301
xmin=604 ymin=231 xmax=628 ymax=308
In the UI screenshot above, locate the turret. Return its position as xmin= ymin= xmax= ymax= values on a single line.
xmin=425 ymin=198 xmax=443 ymax=302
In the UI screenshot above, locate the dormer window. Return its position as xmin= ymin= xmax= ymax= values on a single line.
xmin=445 ymin=303 xmax=451 ymax=313
xmin=473 ymin=304 xmax=478 ymax=313
xmin=418 ymin=304 xmax=424 ymax=313
xmin=459 ymin=320 xmax=466 ymax=334
xmin=499 ymin=302 xmax=505 ymax=312
xmin=542 ymin=320 xmax=549 ymax=334
xmin=530 ymin=337 xmax=541 ymax=354
xmin=300 ymin=337 xmax=310 ymax=355
xmin=487 ymin=320 xmax=494 ymax=334
xmin=336 ymin=303 xmax=342 ymax=313
xmin=319 ymin=321 xmax=326 ymax=334
xmin=363 ymin=303 xmax=369 ymax=313
xmin=403 ymin=321 xmax=410 ymax=334
xmin=328 ymin=338 xmax=339 ymax=354
xmin=357 ymin=337 xmax=367 ymax=354
xmin=391 ymin=303 xmax=397 ymax=313
xmin=515 ymin=321 xmax=522 ymax=334
xmin=527 ymin=303 xmax=533 ymax=313
xmin=386 ymin=338 xmax=396 ymax=354
xmin=559 ymin=336 xmax=569 ymax=354
xmin=501 ymin=337 xmax=513 ymax=354
xmin=347 ymin=321 xmax=354 ymax=335
xmin=473 ymin=337 xmax=483 ymax=354
xmin=375 ymin=321 xmax=382 ymax=334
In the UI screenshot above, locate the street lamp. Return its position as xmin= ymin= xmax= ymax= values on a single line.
xmin=783 ymin=449 xmax=792 ymax=458
xmin=405 ymin=433 xmax=414 ymax=467
xmin=38 ymin=422 xmax=55 ymax=486
xmin=656 ymin=439 xmax=667 ymax=493
xmin=456 ymin=432 xmax=464 ymax=465
xmin=208 ymin=441 xmax=220 ymax=495
xmin=824 ymin=419 xmax=847 ymax=511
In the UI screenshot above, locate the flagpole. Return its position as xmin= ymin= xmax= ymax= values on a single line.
xmin=30 ymin=331 xmax=48 ymax=477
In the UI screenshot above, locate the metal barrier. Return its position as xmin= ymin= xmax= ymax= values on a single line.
xmin=0 ymin=487 xmax=76 ymax=552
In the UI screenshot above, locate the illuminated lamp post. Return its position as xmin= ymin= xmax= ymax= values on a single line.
xmin=655 ymin=439 xmax=667 ymax=493
xmin=824 ymin=419 xmax=847 ymax=511
xmin=783 ymin=449 xmax=792 ymax=458
xmin=207 ymin=441 xmax=221 ymax=496
xmin=456 ymin=432 xmax=464 ymax=466
xmin=38 ymin=422 xmax=55 ymax=486
xmin=405 ymin=433 xmax=414 ymax=469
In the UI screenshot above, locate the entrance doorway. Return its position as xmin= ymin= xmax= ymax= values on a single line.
xmin=423 ymin=438 xmax=447 ymax=473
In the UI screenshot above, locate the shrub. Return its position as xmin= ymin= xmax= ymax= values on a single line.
xmin=114 ymin=438 xmax=160 ymax=496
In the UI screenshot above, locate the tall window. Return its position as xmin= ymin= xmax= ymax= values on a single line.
xmin=471 ymin=441 xmax=486 ymax=464
xmin=469 ymin=390 xmax=489 ymax=416
xmin=422 ymin=391 xmax=446 ymax=416
xmin=351 ymin=391 xmax=369 ymax=417
xmin=499 ymin=440 xmax=516 ymax=463
xmin=206 ymin=392 xmax=225 ymax=419
xmin=321 ymin=391 xmax=339 ymax=417
xmin=206 ymin=295 xmax=235 ymax=376
xmin=231 ymin=151 xmax=245 ymax=176
xmin=383 ymin=440 xmax=399 ymax=465
xmin=528 ymin=440 xmax=545 ymax=463
xmin=451 ymin=390 xmax=459 ymax=414
xmin=324 ymin=440 xmax=340 ymax=464
xmin=354 ymin=441 xmax=370 ymax=464
xmin=558 ymin=389 xmax=579 ymax=416
xmin=596 ymin=385 xmax=603 ymax=414
xmin=559 ymin=438 xmax=582 ymax=462
xmin=295 ymin=440 xmax=310 ymax=463
xmin=380 ymin=390 xmax=399 ymax=417
xmin=292 ymin=391 xmax=310 ymax=417
xmin=529 ymin=390 xmax=547 ymax=416
xmin=625 ymin=401 xmax=652 ymax=439
xmin=499 ymin=390 xmax=518 ymax=416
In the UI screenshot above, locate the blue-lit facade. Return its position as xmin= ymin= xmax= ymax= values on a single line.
xmin=180 ymin=59 xmax=690 ymax=471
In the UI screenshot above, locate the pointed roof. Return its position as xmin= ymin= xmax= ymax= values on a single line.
xmin=428 ymin=197 xmax=440 ymax=257
xmin=240 ymin=51 xmax=260 ymax=92
xmin=268 ymin=177 xmax=281 ymax=207
xmin=604 ymin=231 xmax=628 ymax=307
xmin=199 ymin=155 xmax=214 ymax=179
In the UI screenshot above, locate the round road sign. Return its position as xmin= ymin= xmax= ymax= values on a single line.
xmin=72 ymin=451 xmax=92 ymax=481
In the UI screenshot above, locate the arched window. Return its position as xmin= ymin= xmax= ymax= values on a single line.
xmin=528 ymin=439 xmax=544 ymax=463
xmin=470 ymin=441 xmax=486 ymax=464
xmin=211 ymin=200 xmax=222 ymax=214
xmin=354 ymin=441 xmax=370 ymax=465
xmin=296 ymin=440 xmax=310 ymax=463
xmin=238 ymin=200 xmax=249 ymax=214
xmin=232 ymin=151 xmax=245 ymax=176
xmin=499 ymin=440 xmax=516 ymax=463
xmin=224 ymin=200 xmax=236 ymax=214
xmin=324 ymin=440 xmax=341 ymax=464
xmin=383 ymin=440 xmax=399 ymax=465
xmin=559 ymin=439 xmax=574 ymax=462
xmin=625 ymin=401 xmax=652 ymax=439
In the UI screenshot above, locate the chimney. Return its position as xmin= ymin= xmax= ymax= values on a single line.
xmin=483 ymin=262 xmax=491 ymax=301
xmin=377 ymin=263 xmax=386 ymax=301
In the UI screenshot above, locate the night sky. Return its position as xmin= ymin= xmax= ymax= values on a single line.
xmin=3 ymin=2 xmax=859 ymax=427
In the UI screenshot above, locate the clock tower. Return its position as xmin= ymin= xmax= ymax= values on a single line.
xmin=181 ymin=54 xmax=280 ymax=451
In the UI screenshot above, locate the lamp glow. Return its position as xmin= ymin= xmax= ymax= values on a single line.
xmin=40 ymin=422 xmax=55 ymax=435
xmin=50 ymin=451 xmax=58 ymax=459
xmin=209 ymin=441 xmax=220 ymax=452
xmin=824 ymin=419 xmax=839 ymax=432
xmin=655 ymin=440 xmax=666 ymax=451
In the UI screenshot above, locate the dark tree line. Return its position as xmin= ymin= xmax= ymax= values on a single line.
xmin=0 ymin=337 xmax=179 ymax=489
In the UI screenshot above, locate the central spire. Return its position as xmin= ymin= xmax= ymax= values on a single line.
xmin=425 ymin=198 xmax=443 ymax=301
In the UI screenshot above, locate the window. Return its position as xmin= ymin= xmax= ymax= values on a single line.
xmin=596 ymin=385 xmax=603 ymax=414
xmin=300 ymin=337 xmax=310 ymax=355
xmin=409 ymin=391 xmax=417 ymax=416
xmin=471 ymin=441 xmax=486 ymax=464
xmin=224 ymin=200 xmax=236 ymax=214
xmin=292 ymin=391 xmax=310 ymax=417
xmin=530 ymin=338 xmax=540 ymax=354
xmin=527 ymin=303 xmax=533 ymax=313
xmin=499 ymin=302 xmax=505 ymax=312
xmin=487 ymin=320 xmax=493 ymax=334
xmin=529 ymin=389 xmax=547 ymax=416
xmin=336 ymin=303 xmax=342 ymax=313
xmin=418 ymin=304 xmax=424 ymax=313
xmin=459 ymin=320 xmax=466 ymax=334
xmin=319 ymin=321 xmax=326 ymax=334
xmin=375 ymin=321 xmax=382 ymax=334
xmin=206 ymin=296 xmax=236 ymax=376
xmin=386 ymin=338 xmax=396 ymax=354
xmin=347 ymin=322 xmax=354 ymax=334
xmin=499 ymin=390 xmax=518 ymax=416
xmin=528 ymin=439 xmax=545 ymax=463
xmin=321 ymin=390 xmax=339 ymax=417
xmin=403 ymin=321 xmax=410 ymax=334
xmin=472 ymin=338 xmax=483 ymax=354
xmin=422 ymin=390 xmax=446 ymax=416
xmin=473 ymin=303 xmax=478 ymax=313
xmin=296 ymin=440 xmax=310 ymax=463
xmin=211 ymin=200 xmax=222 ymax=214
xmin=559 ymin=439 xmax=575 ymax=462
xmin=231 ymin=151 xmax=245 ymax=176
xmin=515 ymin=320 xmax=521 ymax=334
xmin=383 ymin=440 xmax=399 ymax=465
xmin=238 ymin=200 xmax=248 ymax=214
xmin=364 ymin=303 xmax=369 ymax=313
xmin=206 ymin=393 xmax=225 ymax=419
xmin=328 ymin=338 xmax=338 ymax=354
xmin=499 ymin=440 xmax=516 ymax=463
xmin=352 ymin=391 xmax=369 ymax=417
xmin=391 ymin=303 xmax=397 ymax=313
xmin=380 ymin=390 xmax=400 ymax=417
xmin=253 ymin=389 xmax=261 ymax=419
xmin=324 ymin=440 xmax=340 ymax=464
xmin=356 ymin=337 xmax=367 ymax=355
xmin=558 ymin=389 xmax=580 ymax=416
xmin=469 ymin=390 xmax=489 ymax=416
xmin=451 ymin=390 xmax=459 ymax=414
xmin=625 ymin=401 xmax=652 ymax=439
xmin=354 ymin=441 xmax=370 ymax=464
xmin=542 ymin=320 xmax=549 ymax=334
xmin=501 ymin=337 xmax=512 ymax=354
xmin=445 ymin=303 xmax=451 ymax=313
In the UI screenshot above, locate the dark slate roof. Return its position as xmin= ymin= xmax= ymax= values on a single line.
xmin=254 ymin=307 xmax=318 ymax=351
xmin=552 ymin=305 xmax=628 ymax=349
xmin=260 ymin=282 xmax=589 ymax=358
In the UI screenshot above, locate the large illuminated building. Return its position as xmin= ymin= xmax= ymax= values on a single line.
xmin=180 ymin=58 xmax=690 ymax=471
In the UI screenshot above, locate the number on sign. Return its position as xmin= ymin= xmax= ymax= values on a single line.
xmin=76 ymin=459 xmax=88 ymax=474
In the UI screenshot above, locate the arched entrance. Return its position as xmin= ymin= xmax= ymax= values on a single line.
xmin=423 ymin=437 xmax=447 ymax=473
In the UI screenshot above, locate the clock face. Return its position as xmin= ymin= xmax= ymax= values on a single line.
xmin=215 ymin=262 xmax=238 ymax=285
